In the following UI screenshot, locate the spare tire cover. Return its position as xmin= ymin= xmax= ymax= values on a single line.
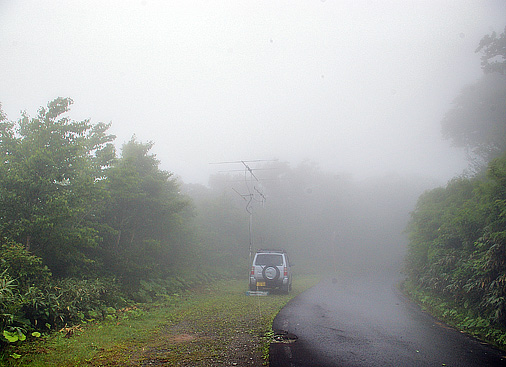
xmin=263 ymin=266 xmax=280 ymax=281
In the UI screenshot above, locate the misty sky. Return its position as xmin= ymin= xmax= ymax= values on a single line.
xmin=1 ymin=1 xmax=505 ymax=185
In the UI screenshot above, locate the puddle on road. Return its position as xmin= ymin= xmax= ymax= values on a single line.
xmin=272 ymin=330 xmax=298 ymax=344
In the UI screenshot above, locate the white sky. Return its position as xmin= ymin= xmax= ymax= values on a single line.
xmin=1 ymin=1 xmax=505 ymax=184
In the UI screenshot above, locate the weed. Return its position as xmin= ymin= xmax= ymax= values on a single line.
xmin=402 ymin=279 xmax=506 ymax=350
xmin=0 ymin=276 xmax=319 ymax=366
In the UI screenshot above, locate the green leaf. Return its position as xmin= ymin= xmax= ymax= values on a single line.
xmin=31 ymin=332 xmax=41 ymax=338
xmin=17 ymin=331 xmax=26 ymax=341
xmin=3 ymin=330 xmax=18 ymax=342
xmin=10 ymin=353 xmax=22 ymax=359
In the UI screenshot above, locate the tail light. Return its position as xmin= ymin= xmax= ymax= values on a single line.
xmin=284 ymin=267 xmax=288 ymax=277
xmin=251 ymin=267 xmax=255 ymax=276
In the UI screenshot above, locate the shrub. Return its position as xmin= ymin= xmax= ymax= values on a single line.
xmin=0 ymin=242 xmax=51 ymax=292
xmin=0 ymin=270 xmax=19 ymax=331
xmin=20 ymin=277 xmax=126 ymax=330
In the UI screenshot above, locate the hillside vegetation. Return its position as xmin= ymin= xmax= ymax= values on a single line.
xmin=404 ymin=27 xmax=506 ymax=346
xmin=0 ymin=98 xmax=217 ymax=349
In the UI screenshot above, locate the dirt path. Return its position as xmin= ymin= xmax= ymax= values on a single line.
xmin=85 ymin=282 xmax=304 ymax=366
xmin=91 ymin=293 xmax=269 ymax=366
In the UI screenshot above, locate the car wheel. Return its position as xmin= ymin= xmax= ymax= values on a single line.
xmin=262 ymin=266 xmax=280 ymax=282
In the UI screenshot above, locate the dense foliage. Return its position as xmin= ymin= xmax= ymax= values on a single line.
xmin=406 ymin=156 xmax=506 ymax=326
xmin=0 ymin=99 xmax=210 ymax=346
xmin=0 ymin=98 xmax=116 ymax=277
xmin=405 ymin=27 xmax=506 ymax=344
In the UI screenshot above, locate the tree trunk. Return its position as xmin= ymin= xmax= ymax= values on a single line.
xmin=25 ymin=235 xmax=31 ymax=251
xmin=116 ymin=229 xmax=121 ymax=248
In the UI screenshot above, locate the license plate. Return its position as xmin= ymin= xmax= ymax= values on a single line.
xmin=256 ymin=282 xmax=266 ymax=287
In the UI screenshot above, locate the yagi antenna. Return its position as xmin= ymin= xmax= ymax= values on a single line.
xmin=218 ymin=168 xmax=278 ymax=173
xmin=209 ymin=159 xmax=278 ymax=165
xmin=209 ymin=158 xmax=277 ymax=262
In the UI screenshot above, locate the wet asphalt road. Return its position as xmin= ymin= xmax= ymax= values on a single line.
xmin=270 ymin=271 xmax=506 ymax=367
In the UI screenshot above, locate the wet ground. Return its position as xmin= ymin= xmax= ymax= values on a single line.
xmin=270 ymin=271 xmax=506 ymax=366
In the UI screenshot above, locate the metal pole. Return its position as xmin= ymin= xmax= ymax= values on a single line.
xmin=248 ymin=210 xmax=253 ymax=265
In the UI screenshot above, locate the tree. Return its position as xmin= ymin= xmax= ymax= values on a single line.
xmin=476 ymin=26 xmax=506 ymax=75
xmin=100 ymin=137 xmax=192 ymax=283
xmin=441 ymin=70 xmax=506 ymax=170
xmin=185 ymin=182 xmax=250 ymax=273
xmin=441 ymin=27 xmax=506 ymax=170
xmin=0 ymin=98 xmax=116 ymax=276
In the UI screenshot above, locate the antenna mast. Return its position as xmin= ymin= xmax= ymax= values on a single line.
xmin=209 ymin=159 xmax=276 ymax=264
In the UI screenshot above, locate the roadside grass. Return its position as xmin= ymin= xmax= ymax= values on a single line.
xmin=401 ymin=279 xmax=506 ymax=350
xmin=1 ymin=275 xmax=319 ymax=366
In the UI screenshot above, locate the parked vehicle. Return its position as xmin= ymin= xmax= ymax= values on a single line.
xmin=249 ymin=249 xmax=292 ymax=293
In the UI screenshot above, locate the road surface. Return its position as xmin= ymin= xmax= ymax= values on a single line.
xmin=270 ymin=271 xmax=506 ymax=366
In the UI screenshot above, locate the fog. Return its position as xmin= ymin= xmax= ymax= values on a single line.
xmin=187 ymin=162 xmax=433 ymax=273
xmin=2 ymin=1 xmax=505 ymax=185
xmin=1 ymin=1 xmax=506 ymax=272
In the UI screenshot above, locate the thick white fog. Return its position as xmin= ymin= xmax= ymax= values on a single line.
xmin=1 ymin=1 xmax=505 ymax=184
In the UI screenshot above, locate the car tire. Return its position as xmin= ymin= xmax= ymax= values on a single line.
xmin=262 ymin=266 xmax=280 ymax=282
xmin=281 ymin=284 xmax=290 ymax=294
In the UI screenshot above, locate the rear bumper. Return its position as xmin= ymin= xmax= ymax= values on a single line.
xmin=250 ymin=276 xmax=289 ymax=288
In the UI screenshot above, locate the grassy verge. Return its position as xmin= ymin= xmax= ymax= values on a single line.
xmin=1 ymin=276 xmax=319 ymax=366
xmin=401 ymin=279 xmax=506 ymax=350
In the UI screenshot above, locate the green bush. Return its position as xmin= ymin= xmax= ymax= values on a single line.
xmin=406 ymin=154 xmax=506 ymax=331
xmin=0 ymin=242 xmax=51 ymax=292
xmin=20 ymin=277 xmax=126 ymax=330
xmin=0 ymin=270 xmax=19 ymax=332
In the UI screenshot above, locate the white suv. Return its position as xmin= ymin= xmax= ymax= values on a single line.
xmin=249 ymin=249 xmax=292 ymax=293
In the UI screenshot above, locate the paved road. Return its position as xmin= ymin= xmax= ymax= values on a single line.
xmin=270 ymin=271 xmax=506 ymax=366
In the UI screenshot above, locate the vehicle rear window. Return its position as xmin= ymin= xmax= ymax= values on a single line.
xmin=255 ymin=254 xmax=283 ymax=266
